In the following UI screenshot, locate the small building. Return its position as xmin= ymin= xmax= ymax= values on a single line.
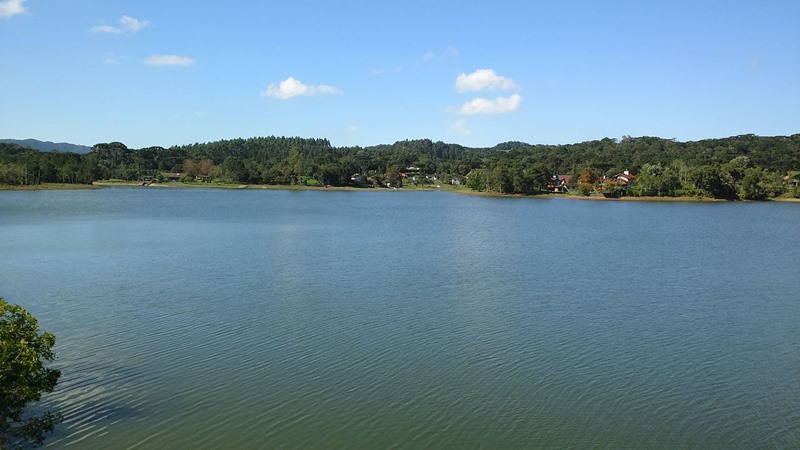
xmin=598 ymin=170 xmax=637 ymax=196
xmin=614 ymin=170 xmax=636 ymax=186
xmin=549 ymin=174 xmax=575 ymax=192
xmin=161 ymin=172 xmax=182 ymax=182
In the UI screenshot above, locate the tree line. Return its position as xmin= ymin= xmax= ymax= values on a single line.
xmin=1 ymin=134 xmax=799 ymax=199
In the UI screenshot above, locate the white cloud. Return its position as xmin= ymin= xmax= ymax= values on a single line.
xmin=458 ymin=94 xmax=522 ymax=115
xmin=144 ymin=54 xmax=194 ymax=66
xmin=91 ymin=15 xmax=151 ymax=33
xmin=261 ymin=77 xmax=340 ymax=100
xmin=455 ymin=69 xmax=517 ymax=93
xmin=0 ymin=0 xmax=26 ymax=18
xmin=421 ymin=47 xmax=459 ymax=63
xmin=451 ymin=119 xmax=471 ymax=135
xmin=120 ymin=15 xmax=149 ymax=31
xmin=92 ymin=25 xmax=119 ymax=33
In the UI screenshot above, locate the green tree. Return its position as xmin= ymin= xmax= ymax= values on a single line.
xmin=689 ymin=165 xmax=735 ymax=199
xmin=525 ymin=163 xmax=553 ymax=193
xmin=221 ymin=156 xmax=248 ymax=183
xmin=760 ymin=169 xmax=785 ymax=198
xmin=738 ymin=167 xmax=784 ymax=200
xmin=783 ymin=171 xmax=800 ymax=198
xmin=384 ymin=165 xmax=402 ymax=187
xmin=489 ymin=165 xmax=513 ymax=194
xmin=0 ymin=163 xmax=25 ymax=185
xmin=633 ymin=163 xmax=680 ymax=197
xmin=512 ymin=166 xmax=532 ymax=194
xmin=724 ymin=155 xmax=751 ymax=185
xmin=465 ymin=168 xmax=487 ymax=191
xmin=286 ymin=147 xmax=307 ymax=185
xmin=576 ymin=183 xmax=593 ymax=196
xmin=1 ymin=298 xmax=62 ymax=447
xmin=738 ymin=167 xmax=766 ymax=200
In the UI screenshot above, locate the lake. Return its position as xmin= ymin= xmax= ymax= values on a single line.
xmin=1 ymin=188 xmax=799 ymax=448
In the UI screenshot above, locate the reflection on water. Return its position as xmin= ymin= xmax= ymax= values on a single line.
xmin=1 ymin=189 xmax=799 ymax=448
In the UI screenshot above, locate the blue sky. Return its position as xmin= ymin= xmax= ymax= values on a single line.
xmin=1 ymin=0 xmax=798 ymax=149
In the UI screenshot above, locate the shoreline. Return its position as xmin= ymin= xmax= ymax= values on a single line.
xmin=0 ymin=183 xmax=100 ymax=190
xmin=93 ymin=181 xmax=392 ymax=191
xmin=1 ymin=181 xmax=798 ymax=203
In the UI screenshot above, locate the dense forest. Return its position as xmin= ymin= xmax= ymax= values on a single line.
xmin=2 ymin=134 xmax=799 ymax=200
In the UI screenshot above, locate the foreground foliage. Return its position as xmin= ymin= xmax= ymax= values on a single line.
xmin=0 ymin=298 xmax=62 ymax=448
xmin=1 ymin=133 xmax=799 ymax=199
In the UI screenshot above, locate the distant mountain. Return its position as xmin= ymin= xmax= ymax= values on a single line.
xmin=0 ymin=139 xmax=92 ymax=154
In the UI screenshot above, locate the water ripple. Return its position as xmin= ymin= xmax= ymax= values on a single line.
xmin=1 ymin=190 xmax=795 ymax=448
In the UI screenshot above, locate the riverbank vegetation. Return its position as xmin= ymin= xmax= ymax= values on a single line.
xmin=1 ymin=134 xmax=799 ymax=200
xmin=0 ymin=298 xmax=62 ymax=447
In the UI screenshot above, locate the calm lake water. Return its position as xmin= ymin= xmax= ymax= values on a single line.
xmin=1 ymin=188 xmax=799 ymax=448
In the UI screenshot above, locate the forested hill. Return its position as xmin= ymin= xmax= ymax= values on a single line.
xmin=1 ymin=134 xmax=799 ymax=199
xmin=138 ymin=133 xmax=800 ymax=175
xmin=0 ymin=139 xmax=91 ymax=154
xmin=494 ymin=134 xmax=800 ymax=174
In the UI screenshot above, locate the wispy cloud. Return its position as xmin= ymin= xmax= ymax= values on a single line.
xmin=144 ymin=54 xmax=194 ymax=66
xmin=421 ymin=46 xmax=459 ymax=63
xmin=261 ymin=77 xmax=340 ymax=100
xmin=0 ymin=0 xmax=26 ymax=18
xmin=458 ymin=94 xmax=522 ymax=115
xmin=91 ymin=15 xmax=151 ymax=34
xmin=456 ymin=69 xmax=517 ymax=92
xmin=451 ymin=119 xmax=471 ymax=135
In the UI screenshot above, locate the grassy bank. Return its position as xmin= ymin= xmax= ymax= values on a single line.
xmin=0 ymin=183 xmax=99 ymax=190
xmin=93 ymin=180 xmax=384 ymax=191
xmin=93 ymin=180 xmax=249 ymax=189
xmin=561 ymin=193 xmax=726 ymax=202
xmin=4 ymin=181 xmax=798 ymax=203
xmin=93 ymin=180 xmax=456 ymax=192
